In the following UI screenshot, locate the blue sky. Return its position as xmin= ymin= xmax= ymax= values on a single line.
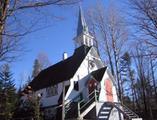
xmin=10 ymin=0 xmax=124 ymax=88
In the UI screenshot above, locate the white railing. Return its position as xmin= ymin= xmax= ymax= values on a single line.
xmin=78 ymin=90 xmax=99 ymax=118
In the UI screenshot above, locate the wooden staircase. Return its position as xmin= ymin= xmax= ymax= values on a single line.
xmin=65 ymin=93 xmax=82 ymax=119
xmin=77 ymin=90 xmax=99 ymax=119
xmin=98 ymin=103 xmax=113 ymax=120
xmin=113 ymin=103 xmax=140 ymax=120
xmin=64 ymin=90 xmax=142 ymax=120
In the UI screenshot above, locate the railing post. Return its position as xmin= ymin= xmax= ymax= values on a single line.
xmin=78 ymin=102 xmax=81 ymax=118
xmin=94 ymin=89 xmax=97 ymax=102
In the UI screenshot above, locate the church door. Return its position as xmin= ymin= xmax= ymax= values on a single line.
xmin=105 ymin=79 xmax=113 ymax=102
xmin=88 ymin=79 xmax=97 ymax=98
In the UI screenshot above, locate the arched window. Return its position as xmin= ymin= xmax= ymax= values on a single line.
xmin=46 ymin=85 xmax=58 ymax=97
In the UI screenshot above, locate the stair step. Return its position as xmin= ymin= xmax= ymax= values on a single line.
xmin=124 ymin=110 xmax=130 ymax=112
xmin=129 ymin=115 xmax=137 ymax=118
xmin=129 ymin=115 xmax=137 ymax=117
xmin=125 ymin=112 xmax=137 ymax=117
xmin=125 ymin=112 xmax=136 ymax=115
xmin=100 ymin=111 xmax=109 ymax=114
xmin=98 ymin=119 xmax=108 ymax=120
xmin=99 ymin=115 xmax=108 ymax=119
xmin=102 ymin=107 xmax=111 ymax=110
xmin=125 ymin=112 xmax=132 ymax=114
xmin=98 ymin=118 xmax=108 ymax=120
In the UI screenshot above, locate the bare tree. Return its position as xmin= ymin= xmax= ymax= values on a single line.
xmin=128 ymin=0 xmax=157 ymax=47
xmin=86 ymin=2 xmax=128 ymax=101
xmin=37 ymin=52 xmax=51 ymax=69
xmin=131 ymin=42 xmax=157 ymax=119
xmin=0 ymin=0 xmax=80 ymax=62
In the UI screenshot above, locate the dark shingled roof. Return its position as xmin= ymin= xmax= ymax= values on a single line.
xmin=91 ymin=67 xmax=107 ymax=82
xmin=30 ymin=45 xmax=91 ymax=91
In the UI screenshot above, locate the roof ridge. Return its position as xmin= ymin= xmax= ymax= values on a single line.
xmin=30 ymin=45 xmax=92 ymax=91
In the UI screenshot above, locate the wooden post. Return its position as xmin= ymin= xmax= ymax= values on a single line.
xmin=78 ymin=102 xmax=80 ymax=118
xmin=62 ymin=81 xmax=65 ymax=120
xmin=94 ymin=89 xmax=97 ymax=102
xmin=94 ymin=89 xmax=98 ymax=118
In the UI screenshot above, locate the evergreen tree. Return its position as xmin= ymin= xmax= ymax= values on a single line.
xmin=119 ymin=52 xmax=131 ymax=101
xmin=120 ymin=52 xmax=142 ymax=112
xmin=0 ymin=64 xmax=17 ymax=120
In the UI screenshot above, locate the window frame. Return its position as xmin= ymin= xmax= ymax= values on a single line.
xmin=46 ymin=85 xmax=58 ymax=97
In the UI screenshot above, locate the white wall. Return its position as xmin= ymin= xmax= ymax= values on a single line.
xmin=65 ymin=47 xmax=103 ymax=101
xmin=109 ymin=108 xmax=122 ymax=120
xmin=34 ymin=80 xmax=70 ymax=107
xmin=99 ymin=72 xmax=107 ymax=102
xmin=25 ymin=47 xmax=106 ymax=108
xmin=99 ymin=68 xmax=118 ymax=102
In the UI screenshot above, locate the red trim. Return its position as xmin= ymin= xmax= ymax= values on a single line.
xmin=105 ymin=79 xmax=113 ymax=102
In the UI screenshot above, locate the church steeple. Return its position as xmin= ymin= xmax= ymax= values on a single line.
xmin=74 ymin=6 xmax=94 ymax=48
xmin=77 ymin=6 xmax=88 ymax=36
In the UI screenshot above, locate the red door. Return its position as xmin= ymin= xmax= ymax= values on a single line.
xmin=88 ymin=79 xmax=97 ymax=98
xmin=105 ymin=79 xmax=113 ymax=102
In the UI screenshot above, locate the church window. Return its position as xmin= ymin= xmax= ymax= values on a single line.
xmin=74 ymin=81 xmax=79 ymax=91
xmin=89 ymin=60 xmax=95 ymax=69
xmin=46 ymin=85 xmax=58 ymax=97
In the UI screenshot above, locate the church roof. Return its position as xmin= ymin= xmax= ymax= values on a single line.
xmin=77 ymin=6 xmax=88 ymax=36
xmin=29 ymin=45 xmax=91 ymax=91
xmin=91 ymin=67 xmax=107 ymax=82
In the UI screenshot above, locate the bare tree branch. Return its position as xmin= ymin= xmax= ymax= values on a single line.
xmin=128 ymin=0 xmax=157 ymax=48
xmin=0 ymin=0 xmax=80 ymax=62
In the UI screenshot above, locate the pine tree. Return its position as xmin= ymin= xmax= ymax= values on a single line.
xmin=119 ymin=52 xmax=131 ymax=102
xmin=0 ymin=64 xmax=17 ymax=120
xmin=120 ymin=52 xmax=141 ymax=111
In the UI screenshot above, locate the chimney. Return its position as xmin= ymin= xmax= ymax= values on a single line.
xmin=63 ymin=52 xmax=68 ymax=60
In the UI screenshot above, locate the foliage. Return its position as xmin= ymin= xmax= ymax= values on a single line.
xmin=32 ymin=59 xmax=42 ymax=79
xmin=87 ymin=1 xmax=157 ymax=119
xmin=0 ymin=0 xmax=80 ymax=62
xmin=13 ymin=96 xmax=43 ymax=120
xmin=0 ymin=64 xmax=17 ymax=120
xmin=128 ymin=0 xmax=157 ymax=48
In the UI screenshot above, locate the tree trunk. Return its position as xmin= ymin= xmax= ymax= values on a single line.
xmin=112 ymin=35 xmax=121 ymax=101
xmin=150 ymin=58 xmax=157 ymax=103
xmin=0 ymin=0 xmax=9 ymax=49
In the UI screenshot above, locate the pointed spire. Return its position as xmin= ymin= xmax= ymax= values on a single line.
xmin=74 ymin=6 xmax=94 ymax=48
xmin=77 ymin=6 xmax=88 ymax=36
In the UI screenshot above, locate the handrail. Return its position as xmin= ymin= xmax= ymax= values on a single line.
xmin=78 ymin=90 xmax=99 ymax=117
xmin=106 ymin=102 xmax=139 ymax=119
xmin=80 ymin=95 xmax=95 ymax=111
xmin=64 ymin=90 xmax=99 ymax=118
xmin=65 ymin=92 xmax=82 ymax=106
xmin=79 ymin=90 xmax=99 ymax=104
xmin=115 ymin=102 xmax=139 ymax=118
xmin=79 ymin=90 xmax=94 ymax=104
xmin=65 ymin=87 xmax=90 ymax=106
xmin=64 ymin=93 xmax=81 ymax=112
xmin=107 ymin=102 xmax=130 ymax=119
